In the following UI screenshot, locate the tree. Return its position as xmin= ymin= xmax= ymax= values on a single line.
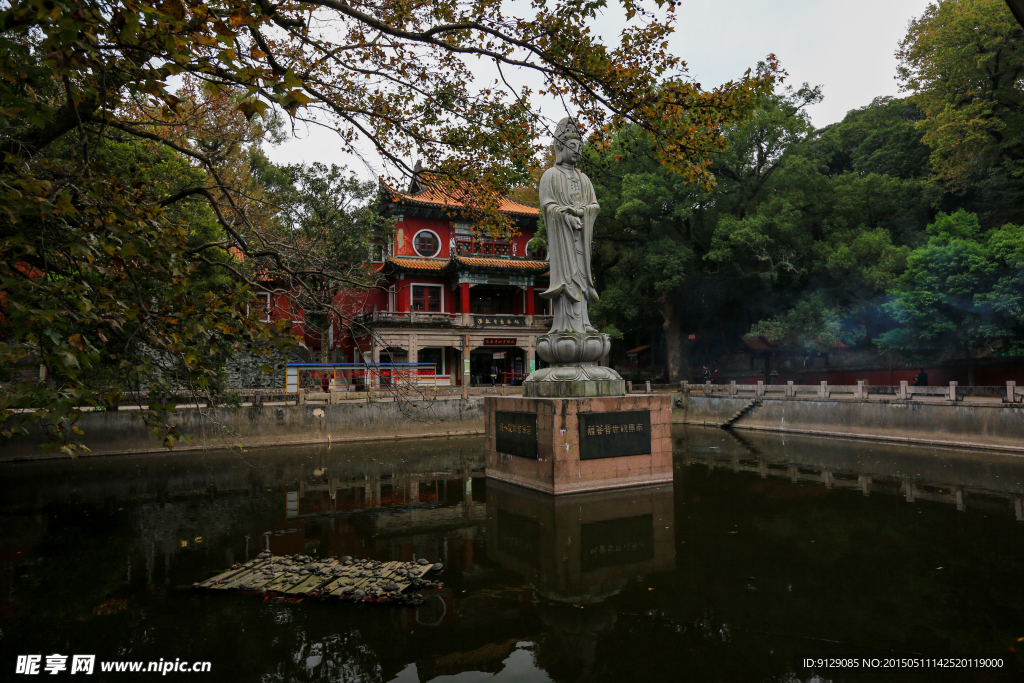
xmin=723 ymin=95 xmax=935 ymax=356
xmin=0 ymin=0 xmax=776 ymax=450
xmin=897 ymin=0 xmax=1024 ymax=225
xmin=586 ymin=124 xmax=701 ymax=383
xmin=876 ymin=210 xmax=999 ymax=384
xmin=877 ymin=209 xmax=1024 ymax=381
xmin=978 ymin=220 xmax=1024 ymax=348
xmin=270 ymin=161 xmax=393 ymax=363
xmin=814 ymin=96 xmax=931 ymax=182
xmin=587 ymin=85 xmax=822 ymax=381
xmin=589 ymin=85 xmax=938 ymax=376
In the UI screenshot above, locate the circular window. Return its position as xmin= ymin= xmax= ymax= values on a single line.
xmin=413 ymin=230 xmax=441 ymax=257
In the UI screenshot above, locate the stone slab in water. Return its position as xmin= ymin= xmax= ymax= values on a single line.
xmin=194 ymin=555 xmax=441 ymax=604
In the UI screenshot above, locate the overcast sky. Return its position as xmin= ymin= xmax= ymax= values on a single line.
xmin=671 ymin=0 xmax=934 ymax=126
xmin=264 ymin=0 xmax=937 ymax=177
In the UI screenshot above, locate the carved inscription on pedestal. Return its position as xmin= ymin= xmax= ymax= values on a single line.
xmin=495 ymin=411 xmax=538 ymax=459
xmin=578 ymin=410 xmax=651 ymax=460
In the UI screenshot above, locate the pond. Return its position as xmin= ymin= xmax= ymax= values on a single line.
xmin=0 ymin=427 xmax=1022 ymax=682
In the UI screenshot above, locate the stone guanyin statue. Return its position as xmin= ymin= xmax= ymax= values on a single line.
xmin=523 ymin=118 xmax=625 ymax=398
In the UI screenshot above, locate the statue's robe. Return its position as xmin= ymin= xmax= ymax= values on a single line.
xmin=539 ymin=164 xmax=600 ymax=333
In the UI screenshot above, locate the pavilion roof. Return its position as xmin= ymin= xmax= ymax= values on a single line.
xmin=379 ymin=167 xmax=539 ymax=220
xmin=377 ymin=255 xmax=549 ymax=276
xmin=381 ymin=257 xmax=447 ymax=272
xmin=453 ymin=255 xmax=548 ymax=270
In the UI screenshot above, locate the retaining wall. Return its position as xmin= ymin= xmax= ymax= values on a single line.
xmin=11 ymin=392 xmax=1024 ymax=461
xmin=0 ymin=398 xmax=485 ymax=461
xmin=673 ymin=394 xmax=1024 ymax=454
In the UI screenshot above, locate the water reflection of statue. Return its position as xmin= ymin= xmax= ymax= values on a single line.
xmin=540 ymin=118 xmax=600 ymax=334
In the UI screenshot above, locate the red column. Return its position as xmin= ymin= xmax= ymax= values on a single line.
xmin=526 ymin=286 xmax=535 ymax=315
xmin=460 ymin=282 xmax=470 ymax=313
xmin=397 ymin=283 xmax=409 ymax=312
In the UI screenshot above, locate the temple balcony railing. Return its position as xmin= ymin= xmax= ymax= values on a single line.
xmin=355 ymin=311 xmax=553 ymax=330
xmin=453 ymin=237 xmax=513 ymax=257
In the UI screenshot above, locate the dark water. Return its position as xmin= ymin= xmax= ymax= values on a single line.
xmin=1 ymin=427 xmax=1023 ymax=682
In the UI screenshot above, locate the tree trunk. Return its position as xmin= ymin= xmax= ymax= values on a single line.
xmin=661 ymin=289 xmax=686 ymax=384
xmin=965 ymin=343 xmax=975 ymax=387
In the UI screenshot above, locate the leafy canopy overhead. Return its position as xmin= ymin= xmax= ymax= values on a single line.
xmin=1 ymin=0 xmax=776 ymax=191
xmin=897 ymin=0 xmax=1024 ymax=216
xmin=0 ymin=0 xmax=776 ymax=449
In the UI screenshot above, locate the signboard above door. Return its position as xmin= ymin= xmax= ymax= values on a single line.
xmin=483 ymin=338 xmax=517 ymax=346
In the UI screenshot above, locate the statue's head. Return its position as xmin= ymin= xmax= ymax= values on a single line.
xmin=552 ymin=117 xmax=582 ymax=166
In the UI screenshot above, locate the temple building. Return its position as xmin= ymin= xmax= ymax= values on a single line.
xmin=335 ymin=171 xmax=553 ymax=386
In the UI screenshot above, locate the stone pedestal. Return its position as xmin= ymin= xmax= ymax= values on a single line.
xmin=484 ymin=394 xmax=672 ymax=494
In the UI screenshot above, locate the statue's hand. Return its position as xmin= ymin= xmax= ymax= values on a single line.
xmin=565 ymin=212 xmax=581 ymax=230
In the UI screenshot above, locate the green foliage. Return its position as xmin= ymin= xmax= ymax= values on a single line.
xmin=590 ymin=83 xmax=937 ymax=373
xmin=898 ymin=0 xmax=1024 ymax=224
xmin=0 ymin=0 xmax=777 ymax=451
xmin=280 ymin=162 xmax=393 ymax=268
xmin=526 ymin=216 xmax=548 ymax=256
xmin=749 ymin=294 xmax=866 ymax=352
xmin=218 ymin=391 xmax=244 ymax=409
xmin=875 ymin=210 xmax=1022 ymax=358
xmin=814 ymin=96 xmax=931 ymax=180
xmin=0 ymin=134 xmax=273 ymax=453
xmin=263 ymin=161 xmax=393 ymax=361
xmin=587 ymin=1 xmax=1024 ymax=373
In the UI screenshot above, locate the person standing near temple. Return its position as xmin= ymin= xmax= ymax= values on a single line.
xmin=913 ymin=368 xmax=929 ymax=386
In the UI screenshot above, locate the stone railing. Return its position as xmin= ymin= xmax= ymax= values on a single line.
xmin=111 ymin=384 xmax=526 ymax=408
xmin=681 ymin=380 xmax=1024 ymax=403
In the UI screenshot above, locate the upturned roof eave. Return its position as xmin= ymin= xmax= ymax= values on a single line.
xmin=378 ymin=184 xmax=540 ymax=221
xmin=379 ymin=256 xmax=549 ymax=277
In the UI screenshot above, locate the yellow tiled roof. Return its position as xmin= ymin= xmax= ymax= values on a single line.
xmin=384 ymin=173 xmax=539 ymax=217
xmin=379 ymin=255 xmax=550 ymax=275
xmin=455 ymin=256 xmax=549 ymax=270
xmin=386 ymin=257 xmax=446 ymax=271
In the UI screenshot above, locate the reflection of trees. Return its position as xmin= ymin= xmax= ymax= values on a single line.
xmin=4 ymin=432 xmax=1022 ymax=682
xmin=10 ymin=501 xmax=133 ymax=622
xmin=671 ymin=465 xmax=1024 ymax=667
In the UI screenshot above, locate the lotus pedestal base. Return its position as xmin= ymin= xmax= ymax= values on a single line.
xmin=522 ymin=364 xmax=625 ymax=398
xmin=523 ymin=331 xmax=625 ymax=398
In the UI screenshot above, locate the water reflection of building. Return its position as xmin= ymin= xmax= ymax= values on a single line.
xmin=288 ymin=470 xmax=487 ymax=566
xmin=486 ymin=480 xmax=675 ymax=602
xmin=0 ymin=442 xmax=489 ymax=620
xmin=677 ymin=429 xmax=1024 ymax=520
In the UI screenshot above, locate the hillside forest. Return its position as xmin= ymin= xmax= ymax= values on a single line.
xmin=583 ymin=0 xmax=1024 ymax=384
xmin=2 ymin=0 xmax=1023 ymax=451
